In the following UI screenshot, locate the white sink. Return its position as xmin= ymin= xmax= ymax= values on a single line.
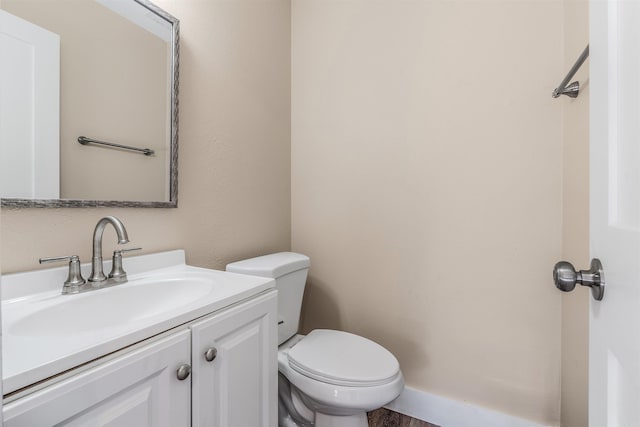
xmin=10 ymin=275 xmax=215 ymax=337
xmin=2 ymin=250 xmax=275 ymax=394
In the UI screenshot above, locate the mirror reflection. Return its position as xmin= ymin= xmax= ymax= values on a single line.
xmin=0 ymin=0 xmax=178 ymax=206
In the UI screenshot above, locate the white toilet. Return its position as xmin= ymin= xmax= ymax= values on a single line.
xmin=226 ymin=252 xmax=404 ymax=427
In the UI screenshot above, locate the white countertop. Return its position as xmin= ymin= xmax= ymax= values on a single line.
xmin=1 ymin=250 xmax=275 ymax=394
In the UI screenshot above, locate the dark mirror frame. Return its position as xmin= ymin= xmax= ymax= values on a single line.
xmin=1 ymin=0 xmax=179 ymax=209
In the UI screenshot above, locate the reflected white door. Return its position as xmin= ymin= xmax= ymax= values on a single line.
xmin=589 ymin=0 xmax=640 ymax=425
xmin=0 ymin=10 xmax=59 ymax=199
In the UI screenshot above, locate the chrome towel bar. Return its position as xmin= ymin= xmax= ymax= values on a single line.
xmin=553 ymin=44 xmax=589 ymax=99
xmin=78 ymin=136 xmax=155 ymax=156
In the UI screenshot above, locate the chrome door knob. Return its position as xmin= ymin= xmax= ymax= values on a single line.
xmin=553 ymin=258 xmax=605 ymax=301
xmin=554 ymin=261 xmax=579 ymax=292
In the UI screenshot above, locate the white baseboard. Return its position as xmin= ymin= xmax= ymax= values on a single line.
xmin=385 ymin=386 xmax=551 ymax=427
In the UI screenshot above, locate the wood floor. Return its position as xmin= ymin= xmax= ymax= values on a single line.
xmin=367 ymin=408 xmax=439 ymax=427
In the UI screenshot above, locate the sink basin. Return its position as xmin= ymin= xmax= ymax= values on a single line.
xmin=10 ymin=277 xmax=214 ymax=337
xmin=1 ymin=250 xmax=275 ymax=395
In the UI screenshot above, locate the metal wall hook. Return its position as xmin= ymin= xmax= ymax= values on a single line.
xmin=553 ymin=81 xmax=580 ymax=99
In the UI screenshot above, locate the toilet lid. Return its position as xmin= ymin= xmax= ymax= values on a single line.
xmin=287 ymin=329 xmax=400 ymax=387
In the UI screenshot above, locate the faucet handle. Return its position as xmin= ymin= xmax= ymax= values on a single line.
xmin=108 ymin=247 xmax=141 ymax=282
xmin=39 ymin=255 xmax=87 ymax=294
xmin=118 ymin=247 xmax=142 ymax=255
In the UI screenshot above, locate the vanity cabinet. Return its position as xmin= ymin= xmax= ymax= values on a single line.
xmin=3 ymin=290 xmax=277 ymax=427
xmin=3 ymin=330 xmax=192 ymax=427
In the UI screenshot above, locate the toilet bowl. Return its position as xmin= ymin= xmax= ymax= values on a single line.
xmin=278 ymin=332 xmax=404 ymax=426
xmin=226 ymin=253 xmax=404 ymax=427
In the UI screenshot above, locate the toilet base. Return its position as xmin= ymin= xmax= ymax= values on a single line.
xmin=315 ymin=412 xmax=368 ymax=427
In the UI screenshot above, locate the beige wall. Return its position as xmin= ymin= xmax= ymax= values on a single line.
xmin=3 ymin=0 xmax=169 ymax=202
xmin=1 ymin=0 xmax=291 ymax=272
xmin=561 ymin=1 xmax=590 ymax=426
xmin=291 ymin=0 xmax=564 ymax=425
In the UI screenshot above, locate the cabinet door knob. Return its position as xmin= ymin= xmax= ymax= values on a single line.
xmin=205 ymin=347 xmax=217 ymax=362
xmin=176 ymin=363 xmax=191 ymax=380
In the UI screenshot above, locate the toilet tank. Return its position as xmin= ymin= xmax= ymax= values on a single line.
xmin=226 ymin=252 xmax=310 ymax=345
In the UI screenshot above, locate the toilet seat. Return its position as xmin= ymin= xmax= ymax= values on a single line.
xmin=287 ymin=329 xmax=400 ymax=387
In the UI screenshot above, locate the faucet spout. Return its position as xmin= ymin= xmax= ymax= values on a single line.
xmin=88 ymin=216 xmax=129 ymax=283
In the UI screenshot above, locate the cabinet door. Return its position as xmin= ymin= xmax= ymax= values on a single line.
xmin=3 ymin=330 xmax=191 ymax=427
xmin=191 ymin=291 xmax=277 ymax=427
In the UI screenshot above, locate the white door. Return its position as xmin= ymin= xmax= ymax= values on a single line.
xmin=0 ymin=10 xmax=59 ymax=199
xmin=589 ymin=0 xmax=640 ymax=425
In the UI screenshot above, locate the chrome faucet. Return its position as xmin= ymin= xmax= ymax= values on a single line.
xmin=88 ymin=216 xmax=129 ymax=283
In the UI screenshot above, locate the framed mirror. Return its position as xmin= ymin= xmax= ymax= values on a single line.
xmin=0 ymin=0 xmax=179 ymax=208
